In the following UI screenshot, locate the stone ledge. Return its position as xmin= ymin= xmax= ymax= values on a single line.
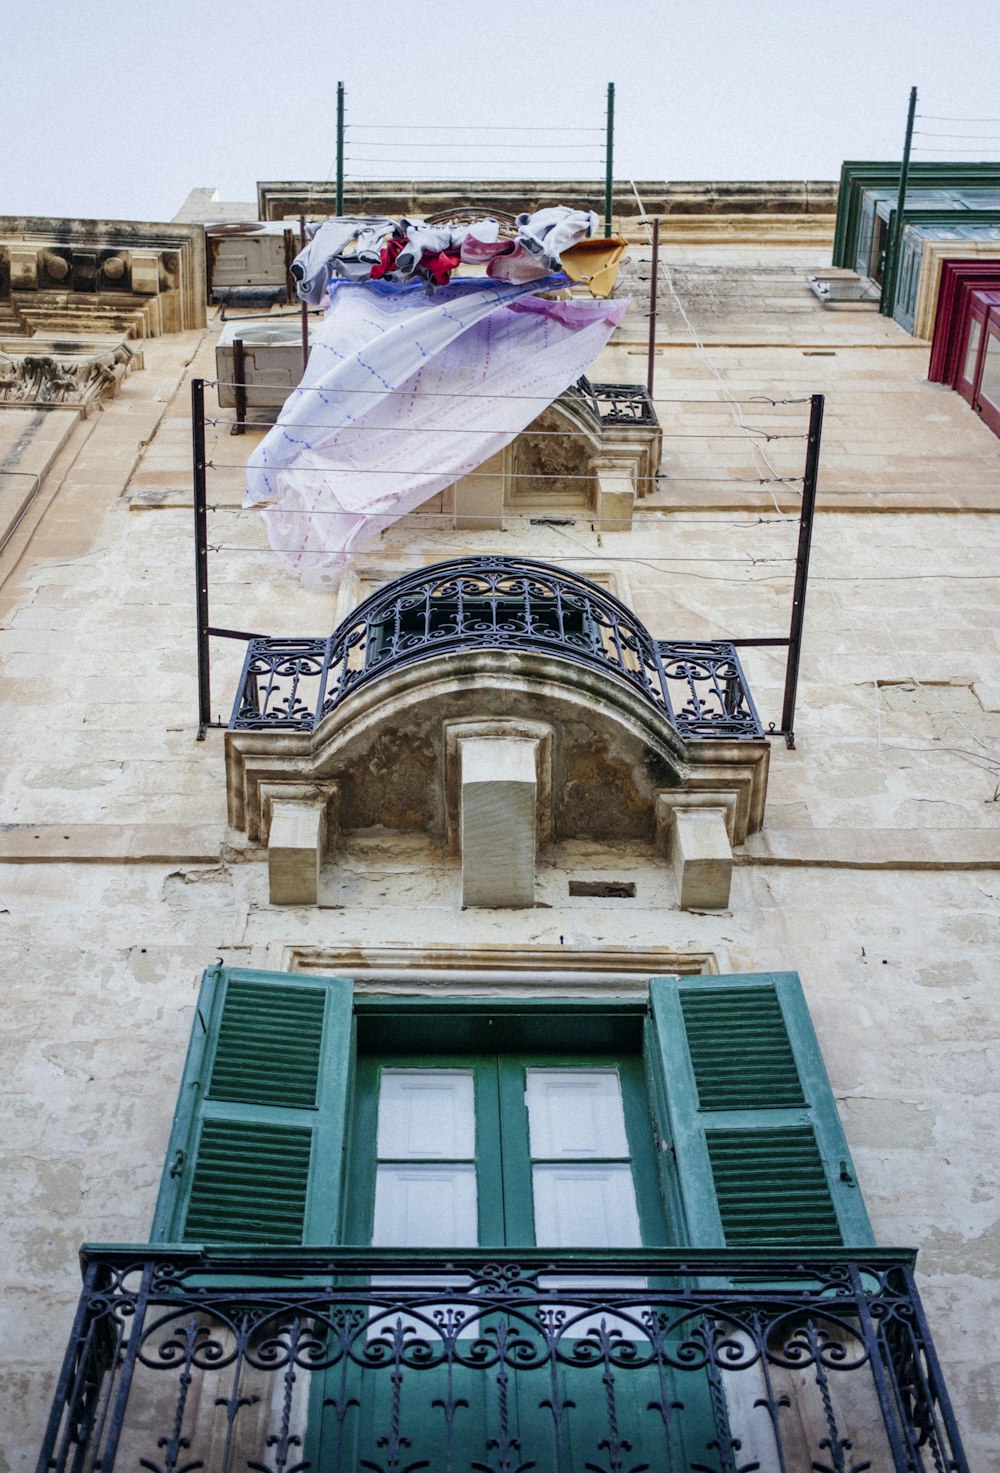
xmin=739 ymin=828 xmax=1000 ymax=869
xmin=0 ymin=824 xmax=223 ymax=863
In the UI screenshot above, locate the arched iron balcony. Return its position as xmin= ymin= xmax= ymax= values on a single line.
xmin=230 ymin=556 xmax=764 ymax=740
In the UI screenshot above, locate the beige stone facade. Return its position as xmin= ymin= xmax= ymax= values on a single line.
xmin=1 ymin=195 xmax=999 ymax=1470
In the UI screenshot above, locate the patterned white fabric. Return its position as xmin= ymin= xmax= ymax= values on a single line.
xmin=245 ymin=277 xmax=629 ymax=585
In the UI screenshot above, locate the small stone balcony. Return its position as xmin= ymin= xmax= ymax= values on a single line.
xmin=224 ymin=557 xmax=770 ymax=909
xmin=37 ymin=1246 xmax=969 ymax=1473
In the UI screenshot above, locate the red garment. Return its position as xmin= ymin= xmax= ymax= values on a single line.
xmin=419 ymin=246 xmax=463 ymax=286
xmin=370 ymin=236 xmax=405 ymax=279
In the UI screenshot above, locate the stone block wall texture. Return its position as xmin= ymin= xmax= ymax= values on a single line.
xmin=2 ymin=232 xmax=1000 ymax=1470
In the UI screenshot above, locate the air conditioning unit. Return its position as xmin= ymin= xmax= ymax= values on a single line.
xmin=215 ymin=319 xmax=312 ymax=409
xmin=208 ymin=224 xmax=295 ymax=292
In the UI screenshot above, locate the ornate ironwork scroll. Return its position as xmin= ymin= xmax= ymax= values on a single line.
xmin=37 ymin=1250 xmax=969 ymax=1473
xmin=569 ymin=377 xmax=658 ymax=427
xmin=229 ymin=556 xmax=763 ymax=741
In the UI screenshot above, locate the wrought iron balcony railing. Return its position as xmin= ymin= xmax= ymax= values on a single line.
xmin=38 ymin=1247 xmax=968 ymax=1473
xmin=568 ymin=376 xmax=659 ymax=426
xmin=230 ymin=556 xmax=764 ymax=740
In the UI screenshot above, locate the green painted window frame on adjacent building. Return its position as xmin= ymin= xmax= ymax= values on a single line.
xmin=151 ymin=967 xmax=874 ymax=1251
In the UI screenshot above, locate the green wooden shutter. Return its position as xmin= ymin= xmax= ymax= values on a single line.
xmin=151 ymin=966 xmax=354 ymax=1245
xmin=647 ymin=972 xmax=874 ymax=1248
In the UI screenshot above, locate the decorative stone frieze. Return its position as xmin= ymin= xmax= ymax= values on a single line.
xmin=0 ymin=217 xmax=206 ymax=338
xmin=0 ymin=335 xmax=140 ymax=415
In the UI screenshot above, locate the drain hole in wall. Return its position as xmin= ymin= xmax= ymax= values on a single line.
xmin=569 ymin=880 xmax=637 ymax=899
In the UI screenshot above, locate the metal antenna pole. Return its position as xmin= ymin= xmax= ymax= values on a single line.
xmin=192 ymin=377 xmax=211 ymax=739
xmin=604 ymin=82 xmax=615 ymax=237
xmin=646 ymin=217 xmax=659 ymax=397
xmin=780 ymin=393 xmax=824 ymax=748
xmin=883 ymin=85 xmax=917 ymax=317
xmin=299 ymin=214 xmax=309 ymax=371
xmin=336 ymin=81 xmax=345 ymax=216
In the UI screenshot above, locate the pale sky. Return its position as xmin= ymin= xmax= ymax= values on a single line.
xmin=6 ymin=0 xmax=1000 ymax=222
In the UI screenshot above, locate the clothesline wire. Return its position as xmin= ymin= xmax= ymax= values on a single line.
xmin=200 ymin=540 xmax=1000 ymax=582
xmin=208 ymin=393 xmax=814 ymax=406
xmin=347 ymin=123 xmax=605 ymax=133
xmin=916 ymin=113 xmax=1000 ymax=123
xmin=210 ymin=426 xmax=805 ymax=442
xmin=340 ymin=159 xmax=608 ymax=167
xmin=210 ymin=418 xmax=806 ymax=440
xmin=341 ymin=173 xmax=607 ymax=181
xmin=207 ymin=507 xmax=801 ymax=524
xmin=629 ymin=178 xmax=791 ymax=518
xmin=347 ymin=140 xmax=604 ymax=151
xmin=207 ymin=503 xmax=801 ymax=519
xmin=204 ymin=543 xmax=797 ymax=568
xmin=912 ymin=130 xmax=1000 ymax=140
xmin=207 ymin=379 xmax=812 ymax=408
xmin=213 ymin=463 xmax=800 ymax=480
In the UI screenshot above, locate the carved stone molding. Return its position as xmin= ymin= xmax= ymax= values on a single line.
xmin=0 ymin=217 xmax=206 ymax=337
xmin=0 ymin=335 xmax=141 ymax=415
xmin=225 ymin=648 xmax=769 ymax=910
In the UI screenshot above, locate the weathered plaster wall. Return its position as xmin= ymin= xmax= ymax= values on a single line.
xmin=2 ymin=233 xmax=999 ymax=1469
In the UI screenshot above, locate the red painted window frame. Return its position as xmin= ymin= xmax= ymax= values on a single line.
xmin=971 ymin=308 xmax=1000 ymax=437
xmin=928 ymin=259 xmax=1000 ymax=383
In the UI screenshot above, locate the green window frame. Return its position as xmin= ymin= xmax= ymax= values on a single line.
xmin=343 ymin=1049 xmax=668 ymax=1248
xmin=151 ymin=968 xmax=874 ymax=1249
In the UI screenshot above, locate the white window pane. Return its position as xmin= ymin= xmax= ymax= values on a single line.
xmin=372 ymin=1164 xmax=478 ymax=1247
xmin=532 ymin=1164 xmax=642 ymax=1247
xmin=525 ymin=1069 xmax=630 ymax=1159
xmin=377 ymin=1069 xmax=475 ymax=1160
xmin=963 ymin=316 xmax=982 ymax=382
xmin=980 ymin=333 xmax=1000 ymax=410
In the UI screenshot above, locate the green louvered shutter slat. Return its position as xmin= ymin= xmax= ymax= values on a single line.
xmin=679 ymin=988 xmax=804 ymax=1109
xmin=705 ymin=1128 xmax=841 ymax=1246
xmin=208 ymin=981 xmax=327 ymax=1107
xmin=184 ymin=1120 xmax=313 ymax=1244
xmin=648 ymin=972 xmax=874 ymax=1249
xmin=151 ymin=967 xmax=354 ymax=1246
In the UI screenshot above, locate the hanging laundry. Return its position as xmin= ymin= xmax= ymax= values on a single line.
xmin=515 ymin=207 xmax=601 ymax=267
xmin=560 ymin=234 xmax=628 ymax=299
xmin=418 ymin=247 xmax=464 ymax=286
xmin=290 ymin=216 xmax=395 ymax=304
xmin=245 ymin=277 xmax=629 ymax=585
xmin=369 ymin=235 xmax=405 ymax=280
xmin=289 ymin=207 xmax=607 ymax=294
xmin=460 ymin=218 xmax=513 ymax=266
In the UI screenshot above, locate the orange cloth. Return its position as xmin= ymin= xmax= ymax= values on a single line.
xmin=559 ymin=234 xmax=628 ymax=298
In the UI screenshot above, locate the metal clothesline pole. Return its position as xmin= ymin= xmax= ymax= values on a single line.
xmin=779 ymin=392 xmax=824 ymax=747
xmin=299 ymin=215 xmax=309 ymax=371
xmin=646 ymin=217 xmax=659 ymax=398
xmin=192 ymin=378 xmax=211 ymax=739
xmin=883 ymin=85 xmax=918 ymax=318
xmin=336 ymin=81 xmax=345 ymax=215
xmin=604 ymin=81 xmax=615 ymax=236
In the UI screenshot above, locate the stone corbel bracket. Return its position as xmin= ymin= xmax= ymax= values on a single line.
xmin=260 ymin=782 xmax=339 ymax=906
xmin=225 ymin=648 xmax=769 ymax=911
xmin=443 ymin=718 xmax=554 ymax=909
xmin=655 ymin=751 xmax=770 ymax=911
